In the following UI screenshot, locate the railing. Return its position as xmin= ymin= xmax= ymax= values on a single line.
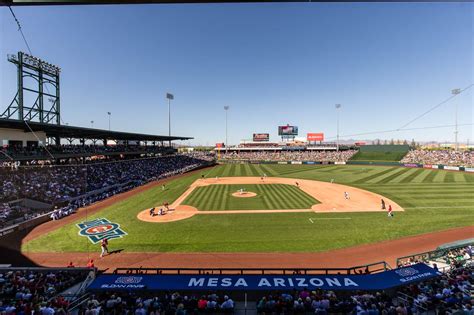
xmin=113 ymin=261 xmax=390 ymax=275
xmin=397 ymin=291 xmax=428 ymax=312
xmin=396 ymin=241 xmax=474 ymax=267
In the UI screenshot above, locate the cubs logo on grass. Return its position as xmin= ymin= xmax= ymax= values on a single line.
xmin=77 ymin=218 xmax=127 ymax=244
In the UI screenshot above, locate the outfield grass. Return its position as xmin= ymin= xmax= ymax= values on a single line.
xmin=350 ymin=145 xmax=409 ymax=162
xmin=183 ymin=184 xmax=319 ymax=210
xmin=350 ymin=151 xmax=408 ymax=162
xmin=23 ymin=164 xmax=474 ymax=253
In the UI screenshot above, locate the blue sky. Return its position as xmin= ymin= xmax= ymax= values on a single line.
xmin=1 ymin=3 xmax=472 ymax=145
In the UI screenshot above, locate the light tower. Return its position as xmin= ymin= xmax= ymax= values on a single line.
xmin=335 ymin=104 xmax=341 ymax=151
xmin=451 ymin=89 xmax=461 ymax=150
xmin=1 ymin=52 xmax=61 ymax=124
xmin=166 ymin=93 xmax=174 ymax=147
xmin=224 ymin=106 xmax=230 ymax=153
xmin=107 ymin=112 xmax=111 ymax=131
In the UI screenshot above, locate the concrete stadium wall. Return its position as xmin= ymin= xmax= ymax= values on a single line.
xmin=0 ymin=128 xmax=47 ymax=146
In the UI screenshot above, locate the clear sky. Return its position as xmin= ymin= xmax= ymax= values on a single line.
xmin=1 ymin=3 xmax=473 ymax=145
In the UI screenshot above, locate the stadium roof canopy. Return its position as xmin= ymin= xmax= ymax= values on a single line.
xmin=0 ymin=118 xmax=192 ymax=142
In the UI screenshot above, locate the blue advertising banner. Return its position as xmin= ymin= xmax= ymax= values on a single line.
xmin=88 ymin=264 xmax=439 ymax=291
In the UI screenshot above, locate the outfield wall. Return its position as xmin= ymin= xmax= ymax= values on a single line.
xmin=218 ymin=160 xmax=474 ymax=172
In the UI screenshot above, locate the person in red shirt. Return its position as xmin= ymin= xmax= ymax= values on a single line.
xmin=387 ymin=205 xmax=393 ymax=218
xmin=67 ymin=261 xmax=75 ymax=268
xmin=87 ymin=259 xmax=94 ymax=268
xmin=197 ymin=296 xmax=208 ymax=310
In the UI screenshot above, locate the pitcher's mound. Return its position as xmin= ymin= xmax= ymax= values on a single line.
xmin=232 ymin=192 xmax=257 ymax=198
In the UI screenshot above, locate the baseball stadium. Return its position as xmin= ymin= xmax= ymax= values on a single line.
xmin=0 ymin=3 xmax=473 ymax=315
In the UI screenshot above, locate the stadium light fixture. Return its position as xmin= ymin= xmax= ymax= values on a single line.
xmin=335 ymin=104 xmax=341 ymax=151
xmin=224 ymin=106 xmax=230 ymax=152
xmin=107 ymin=112 xmax=111 ymax=131
xmin=166 ymin=93 xmax=174 ymax=146
xmin=451 ymin=89 xmax=461 ymax=151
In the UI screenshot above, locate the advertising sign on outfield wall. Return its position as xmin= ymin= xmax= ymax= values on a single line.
xmin=334 ymin=162 xmax=346 ymax=165
xmin=443 ymin=166 xmax=460 ymax=171
xmin=431 ymin=165 xmax=440 ymax=169
xmin=404 ymin=164 xmax=420 ymax=168
xmin=291 ymin=161 xmax=303 ymax=165
xmin=307 ymin=133 xmax=324 ymax=142
xmin=464 ymin=168 xmax=474 ymax=172
xmin=423 ymin=165 xmax=432 ymax=169
xmin=278 ymin=161 xmax=288 ymax=164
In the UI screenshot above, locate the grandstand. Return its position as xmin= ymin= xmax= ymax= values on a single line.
xmin=1 ymin=6 xmax=473 ymax=315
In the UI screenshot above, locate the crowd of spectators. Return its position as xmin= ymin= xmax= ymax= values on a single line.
xmin=0 ymin=203 xmax=44 ymax=230
xmin=0 ymin=269 xmax=91 ymax=315
xmin=255 ymin=263 xmax=473 ymax=314
xmin=256 ymin=289 xmax=396 ymax=314
xmin=401 ymin=150 xmax=474 ymax=167
xmin=0 ymin=155 xmax=211 ymax=203
xmin=0 ymin=259 xmax=471 ymax=315
xmin=0 ymin=145 xmax=176 ymax=161
xmin=80 ymin=292 xmax=234 ymax=315
xmin=220 ymin=150 xmax=357 ymax=162
xmin=398 ymin=246 xmax=473 ymax=272
xmin=0 ymin=154 xmax=214 ymax=228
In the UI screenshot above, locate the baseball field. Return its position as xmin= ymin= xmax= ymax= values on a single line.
xmin=21 ymin=164 xmax=474 ymax=267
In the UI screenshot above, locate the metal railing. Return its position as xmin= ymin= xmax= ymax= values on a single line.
xmin=112 ymin=261 xmax=390 ymax=275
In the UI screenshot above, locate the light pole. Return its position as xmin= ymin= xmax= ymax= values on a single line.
xmin=107 ymin=112 xmax=111 ymax=131
xmin=224 ymin=106 xmax=230 ymax=153
xmin=166 ymin=93 xmax=174 ymax=147
xmin=335 ymin=104 xmax=341 ymax=151
xmin=452 ymin=89 xmax=461 ymax=150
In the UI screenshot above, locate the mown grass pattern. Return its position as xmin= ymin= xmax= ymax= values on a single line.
xmin=23 ymin=164 xmax=474 ymax=253
xmin=183 ymin=184 xmax=318 ymax=211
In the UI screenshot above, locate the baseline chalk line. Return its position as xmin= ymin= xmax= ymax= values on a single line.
xmin=309 ymin=217 xmax=352 ymax=223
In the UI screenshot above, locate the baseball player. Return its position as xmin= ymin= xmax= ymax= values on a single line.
xmin=387 ymin=205 xmax=393 ymax=218
xmin=295 ymin=181 xmax=300 ymax=188
xmin=344 ymin=191 xmax=350 ymax=200
xmin=100 ymin=238 xmax=109 ymax=257
xmin=381 ymin=199 xmax=386 ymax=210
xmin=161 ymin=184 xmax=166 ymax=191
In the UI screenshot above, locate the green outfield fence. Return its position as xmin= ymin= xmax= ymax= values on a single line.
xmin=217 ymin=159 xmax=474 ymax=172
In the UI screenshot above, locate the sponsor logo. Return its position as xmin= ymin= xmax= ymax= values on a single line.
xmin=291 ymin=161 xmax=303 ymax=165
xmin=443 ymin=166 xmax=459 ymax=171
xmin=77 ymin=218 xmax=127 ymax=244
xmin=115 ymin=276 xmax=143 ymax=284
xmin=465 ymin=167 xmax=474 ymax=173
xmin=404 ymin=164 xmax=419 ymax=168
xmin=395 ymin=267 xmax=419 ymax=277
xmin=423 ymin=164 xmax=432 ymax=169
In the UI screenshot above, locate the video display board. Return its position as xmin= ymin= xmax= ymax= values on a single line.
xmin=278 ymin=125 xmax=298 ymax=136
